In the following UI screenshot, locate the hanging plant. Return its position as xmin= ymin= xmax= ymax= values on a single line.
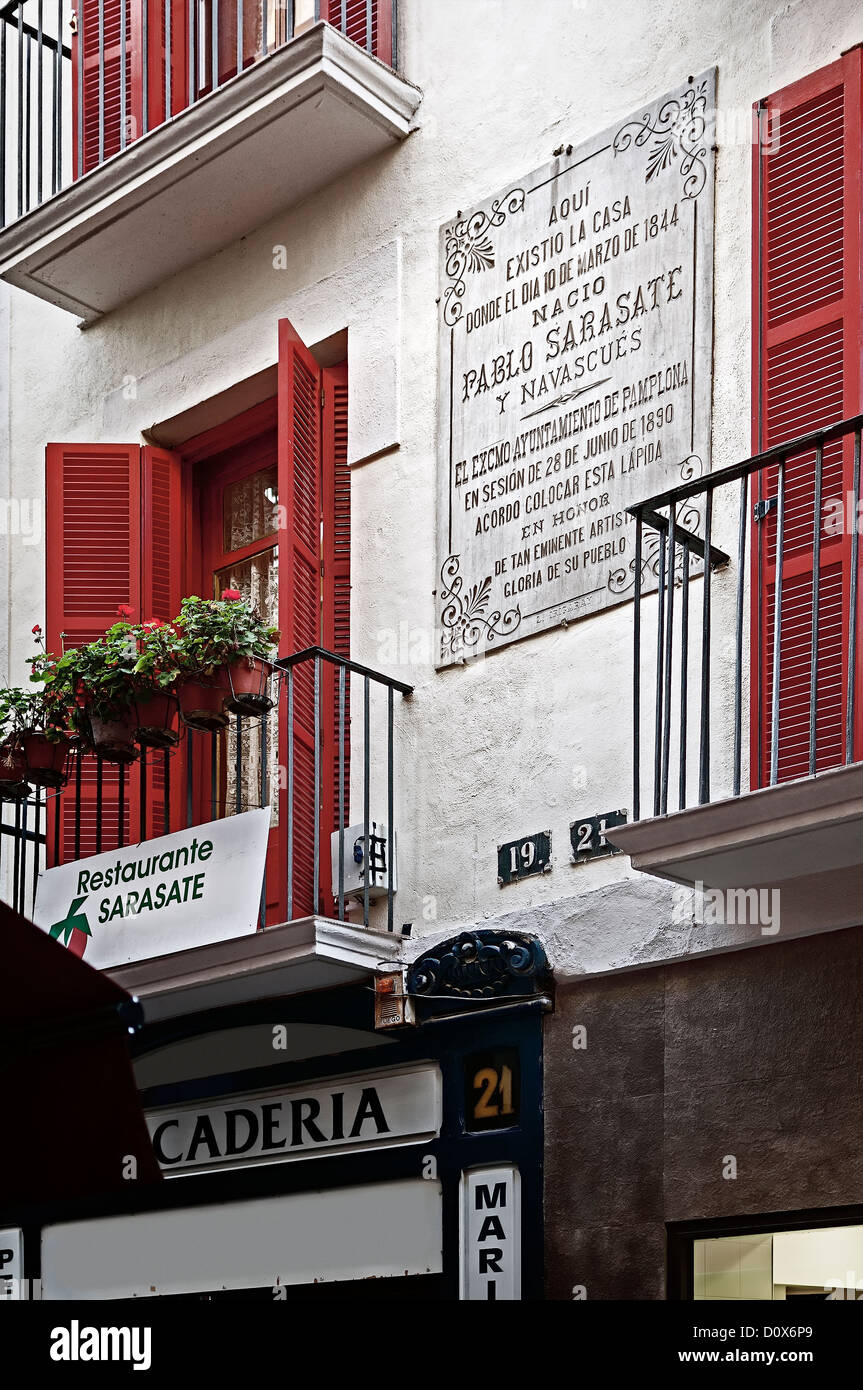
xmin=128 ymin=619 xmax=182 ymax=749
xmin=0 ymin=691 xmax=31 ymax=797
xmin=0 ymin=627 xmax=76 ymax=789
xmin=44 ymin=608 xmax=181 ymax=763
xmin=174 ymin=592 xmax=279 ymax=729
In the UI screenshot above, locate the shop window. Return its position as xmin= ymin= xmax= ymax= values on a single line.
xmin=694 ymin=1224 xmax=863 ymax=1300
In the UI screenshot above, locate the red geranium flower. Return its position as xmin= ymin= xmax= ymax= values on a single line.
xmin=221 ymin=588 xmax=242 ymax=601
xmin=32 ymin=623 xmax=41 ymax=635
xmin=143 ymin=618 xmax=163 ymax=629
xmin=117 ymin=604 xmax=134 ymax=619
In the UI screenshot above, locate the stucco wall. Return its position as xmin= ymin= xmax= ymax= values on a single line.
xmin=3 ymin=0 xmax=860 ymax=972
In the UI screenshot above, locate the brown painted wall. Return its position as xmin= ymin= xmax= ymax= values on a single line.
xmin=543 ymin=924 xmax=863 ymax=1300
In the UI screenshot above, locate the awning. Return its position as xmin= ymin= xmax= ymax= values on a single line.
xmin=0 ymin=899 xmax=161 ymax=1205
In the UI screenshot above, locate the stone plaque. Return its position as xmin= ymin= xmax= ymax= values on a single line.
xmin=436 ymin=71 xmax=715 ymax=666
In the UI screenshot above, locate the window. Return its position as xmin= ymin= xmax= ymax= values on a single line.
xmin=694 ymin=1224 xmax=863 ymax=1300
xmin=46 ymin=317 xmax=349 ymax=924
xmin=751 ymin=51 xmax=863 ymax=786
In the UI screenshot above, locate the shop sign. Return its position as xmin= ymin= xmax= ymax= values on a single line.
xmin=0 ymin=1228 xmax=23 ymax=1301
xmin=460 ymin=1165 xmax=521 ymax=1300
xmin=33 ymin=808 xmax=271 ymax=968
xmin=146 ymin=1063 xmax=442 ymax=1173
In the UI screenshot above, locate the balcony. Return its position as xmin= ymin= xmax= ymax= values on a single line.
xmin=0 ymin=647 xmax=413 ymax=990
xmin=609 ymin=415 xmax=863 ymax=934
xmin=0 ymin=2 xmax=420 ymax=320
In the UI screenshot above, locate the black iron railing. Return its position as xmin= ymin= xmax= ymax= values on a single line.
xmin=630 ymin=415 xmax=863 ymax=821
xmin=1 ymin=0 xmax=395 ymax=230
xmin=0 ymin=647 xmax=412 ymax=930
xmin=0 ymin=0 xmax=70 ymax=224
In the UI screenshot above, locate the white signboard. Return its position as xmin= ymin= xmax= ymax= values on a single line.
xmin=33 ymin=808 xmax=271 ymax=969
xmin=146 ymin=1062 xmax=442 ymax=1172
xmin=436 ymin=72 xmax=715 ymax=664
xmin=0 ymin=1228 xmax=23 ymax=1301
xmin=41 ymin=1181 xmax=443 ymax=1299
xmin=460 ymin=1165 xmax=521 ymax=1300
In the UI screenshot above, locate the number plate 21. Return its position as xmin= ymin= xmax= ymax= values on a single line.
xmin=570 ymin=810 xmax=627 ymax=864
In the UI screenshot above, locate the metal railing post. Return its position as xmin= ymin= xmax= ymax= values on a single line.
xmin=338 ymin=662 xmax=345 ymax=921
xmin=313 ymin=655 xmax=320 ymax=915
xmin=653 ymin=527 xmax=666 ymax=818
xmin=808 ymin=444 xmax=823 ymax=776
xmin=387 ymin=684 xmax=394 ymax=933
xmin=732 ymin=474 xmax=748 ymax=797
xmin=286 ymin=666 xmax=294 ymax=920
xmin=768 ymin=461 xmax=786 ymax=787
xmin=98 ymin=0 xmax=105 ymax=164
xmin=698 ymin=488 xmax=713 ymax=805
xmin=847 ymin=429 xmax=861 ymax=764
xmin=679 ymin=539 xmax=690 ymax=810
xmin=660 ymin=503 xmax=676 ymax=815
xmin=632 ymin=512 xmax=642 ymax=822
xmin=362 ymin=673 xmax=370 ymax=929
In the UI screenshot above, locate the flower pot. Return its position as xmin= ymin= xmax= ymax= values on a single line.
xmin=0 ymin=741 xmax=30 ymax=799
xmin=178 ymin=679 xmax=229 ymax=733
xmin=89 ymin=712 xmax=140 ymax=764
xmin=222 ymin=657 xmax=275 ymax=717
xmin=22 ymin=731 xmax=70 ymax=789
xmin=134 ymin=692 xmax=180 ymax=749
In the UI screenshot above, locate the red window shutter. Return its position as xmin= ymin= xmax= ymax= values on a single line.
xmin=139 ymin=0 xmax=189 ymax=125
xmin=46 ymin=443 xmax=142 ymax=860
xmin=46 ymin=443 xmax=186 ymax=860
xmin=141 ymin=446 xmax=184 ymax=623
xmin=321 ymin=361 xmax=350 ymax=913
xmin=72 ymin=2 xmax=189 ymax=177
xmin=278 ymin=317 xmax=322 ymax=918
xmin=751 ymin=51 xmax=863 ymax=787
xmin=73 ymin=1 xmax=135 ymax=176
xmin=141 ymin=445 xmax=185 ymax=839
xmin=326 ymin=1 xmax=388 ymax=62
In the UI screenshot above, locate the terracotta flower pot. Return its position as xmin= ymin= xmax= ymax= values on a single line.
xmin=89 ymin=712 xmax=140 ymax=764
xmin=178 ymin=679 xmax=229 ymax=733
xmin=222 ymin=657 xmax=275 ymax=717
xmin=0 ymin=741 xmax=30 ymax=798
xmin=22 ymin=731 xmax=70 ymax=788
xmin=134 ymin=692 xmax=180 ymax=749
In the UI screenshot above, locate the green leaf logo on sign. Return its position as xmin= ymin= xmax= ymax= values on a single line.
xmin=48 ymin=895 xmax=92 ymax=954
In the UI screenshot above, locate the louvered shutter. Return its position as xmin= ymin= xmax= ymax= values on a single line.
xmin=278 ymin=318 xmax=322 ymax=918
xmin=72 ymin=2 xmax=190 ymax=176
xmin=321 ymin=362 xmax=350 ymax=914
xmin=326 ymin=0 xmax=392 ymax=64
xmin=141 ymin=0 xmax=189 ymax=125
xmin=751 ymin=52 xmax=863 ymax=787
xmin=141 ymin=446 xmax=185 ymax=839
xmin=73 ymin=0 xmax=135 ymax=176
xmin=46 ymin=443 xmax=142 ymax=861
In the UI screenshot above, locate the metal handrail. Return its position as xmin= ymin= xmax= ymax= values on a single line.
xmin=0 ymin=646 xmax=411 ymax=933
xmin=1 ymin=0 xmax=393 ymax=230
xmin=628 ymin=414 xmax=863 ymax=516
xmin=629 ymin=415 xmax=863 ymax=821
xmin=276 ymin=645 xmax=414 ymax=696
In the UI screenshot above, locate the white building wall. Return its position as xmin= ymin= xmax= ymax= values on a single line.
xmin=3 ymin=0 xmax=859 ymax=975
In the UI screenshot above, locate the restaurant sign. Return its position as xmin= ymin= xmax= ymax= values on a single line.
xmin=146 ymin=1063 xmax=443 ymax=1173
xmin=33 ymin=808 xmax=271 ymax=968
xmin=436 ymin=71 xmax=715 ymax=664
